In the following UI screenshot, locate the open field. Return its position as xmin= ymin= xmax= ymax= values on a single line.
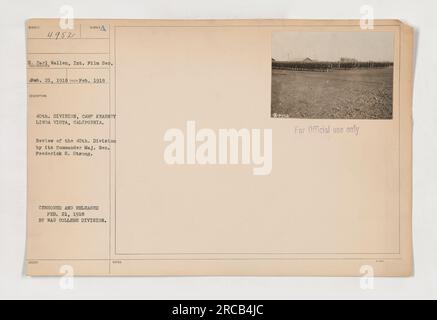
xmin=271 ymin=67 xmax=394 ymax=119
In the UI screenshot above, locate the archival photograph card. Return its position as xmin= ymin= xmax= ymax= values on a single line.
xmin=26 ymin=19 xmax=413 ymax=276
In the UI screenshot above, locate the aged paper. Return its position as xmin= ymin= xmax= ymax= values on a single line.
xmin=26 ymin=19 xmax=413 ymax=276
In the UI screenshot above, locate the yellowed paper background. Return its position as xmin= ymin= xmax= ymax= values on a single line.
xmin=26 ymin=19 xmax=413 ymax=276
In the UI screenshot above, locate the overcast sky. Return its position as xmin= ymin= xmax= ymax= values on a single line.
xmin=272 ymin=31 xmax=394 ymax=62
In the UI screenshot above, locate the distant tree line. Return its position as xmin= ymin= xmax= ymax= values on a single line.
xmin=272 ymin=60 xmax=394 ymax=72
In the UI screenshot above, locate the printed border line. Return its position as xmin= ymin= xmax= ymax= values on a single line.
xmin=27 ymin=257 xmax=403 ymax=261
xmin=111 ymin=24 xmax=402 ymax=259
xmin=115 ymin=24 xmax=400 ymax=28
xmin=108 ymin=25 xmax=112 ymax=274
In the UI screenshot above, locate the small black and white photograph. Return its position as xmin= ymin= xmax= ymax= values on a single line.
xmin=271 ymin=32 xmax=395 ymax=119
